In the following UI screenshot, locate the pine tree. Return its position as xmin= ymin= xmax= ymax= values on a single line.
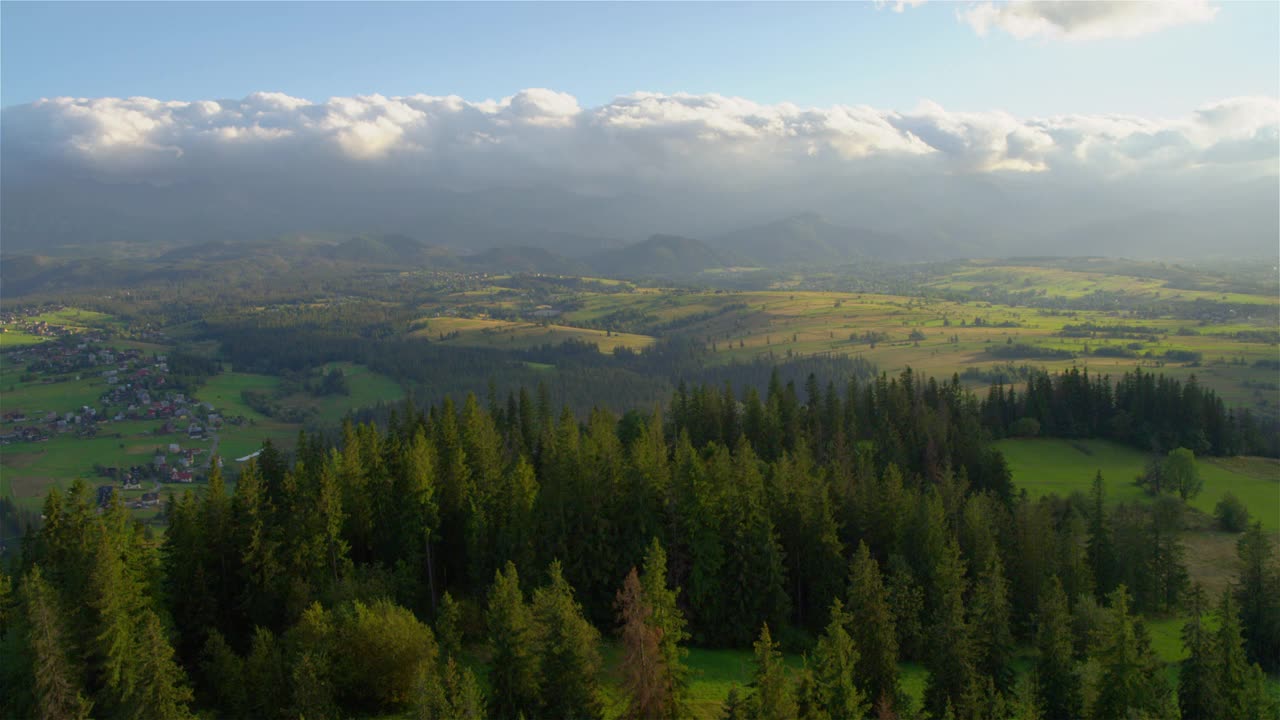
xmin=617 ymin=567 xmax=670 ymax=720
xmin=846 ymin=541 xmax=900 ymax=712
xmin=922 ymin=540 xmax=977 ymax=720
xmin=198 ymin=630 xmax=247 ymax=717
xmin=244 ymin=626 xmax=288 ymax=719
xmin=486 ymin=562 xmax=540 ymax=719
xmin=1234 ymin=521 xmax=1280 ymax=672
xmin=1085 ymin=472 xmax=1115 ymax=599
xmin=970 ymin=553 xmax=1015 ymax=696
xmin=20 ymin=567 xmax=92 ymax=720
xmin=1178 ymin=585 xmax=1218 ymax=720
xmin=640 ymin=538 xmax=690 ymax=717
xmin=436 ymin=590 xmax=463 ymax=661
xmin=747 ymin=623 xmax=798 ymax=720
xmin=796 ymin=598 xmax=869 ymax=720
xmin=1214 ymin=589 xmax=1276 ymax=720
xmin=89 ymin=520 xmax=143 ymax=710
xmin=531 ymin=560 xmax=603 ymax=720
xmin=124 ymin=609 xmax=195 ymax=720
xmin=1090 ymin=586 xmax=1169 ymax=720
xmin=1034 ymin=578 xmax=1080 ymax=720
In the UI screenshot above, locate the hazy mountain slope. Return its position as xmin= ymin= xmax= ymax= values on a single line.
xmin=587 ymin=235 xmax=732 ymax=277
xmin=713 ymin=213 xmax=915 ymax=265
xmin=462 ymin=246 xmax=590 ymax=275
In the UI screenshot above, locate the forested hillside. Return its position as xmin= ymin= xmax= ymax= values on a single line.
xmin=3 ymin=369 xmax=1276 ymax=719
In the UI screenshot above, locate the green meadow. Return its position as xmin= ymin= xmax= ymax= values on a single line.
xmin=997 ymin=437 xmax=1280 ymax=530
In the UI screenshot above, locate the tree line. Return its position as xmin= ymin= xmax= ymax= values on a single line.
xmin=2 ymin=368 xmax=1277 ymax=719
xmin=981 ymin=367 xmax=1278 ymax=457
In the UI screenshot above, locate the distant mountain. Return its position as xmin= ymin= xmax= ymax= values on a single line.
xmin=586 ymin=234 xmax=732 ymax=277
xmin=713 ymin=213 xmax=913 ymax=265
xmin=320 ymin=234 xmax=457 ymax=266
xmin=462 ymin=246 xmax=589 ymax=275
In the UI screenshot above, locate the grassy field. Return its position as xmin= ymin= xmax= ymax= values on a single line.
xmin=1 ymin=419 xmax=181 ymax=510
xmin=411 ymin=316 xmax=655 ymax=353
xmin=1 ymin=363 xmax=405 ymax=514
xmin=997 ymin=438 xmax=1280 ymax=530
xmin=550 ymin=286 xmax=1279 ymax=415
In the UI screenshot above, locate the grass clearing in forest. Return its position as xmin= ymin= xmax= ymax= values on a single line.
xmin=997 ymin=438 xmax=1280 ymax=530
xmin=411 ymin=315 xmax=655 ymax=353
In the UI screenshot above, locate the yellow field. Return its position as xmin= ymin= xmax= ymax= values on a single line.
xmin=410 ymin=316 xmax=655 ymax=353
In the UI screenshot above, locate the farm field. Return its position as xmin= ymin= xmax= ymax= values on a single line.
xmin=924 ymin=263 xmax=1278 ymax=306
xmin=1 ymin=362 xmax=405 ymax=516
xmin=546 ymin=286 xmax=1279 ymax=416
xmin=411 ymin=315 xmax=655 ymax=353
xmin=1 ymin=419 xmax=178 ymax=510
xmin=0 ymin=306 xmax=120 ymax=347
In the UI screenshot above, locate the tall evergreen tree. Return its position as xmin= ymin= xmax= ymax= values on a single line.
xmin=640 ymin=539 xmax=690 ymax=718
xmin=845 ymin=541 xmax=900 ymax=712
xmin=747 ymin=623 xmax=797 ymax=720
xmin=1213 ymin=589 xmax=1277 ymax=720
xmin=1085 ymin=472 xmax=1115 ymax=599
xmin=19 ymin=567 xmax=92 ymax=720
xmin=1034 ymin=578 xmax=1081 ymax=720
xmin=1178 ymin=585 xmax=1218 ymax=720
xmin=1234 ymin=521 xmax=1280 ymax=672
xmin=485 ymin=562 xmax=540 ymax=719
xmin=1089 ymin=586 xmax=1170 ymax=720
xmin=617 ymin=568 xmax=671 ymax=720
xmin=970 ymin=553 xmax=1015 ymax=696
xmin=922 ymin=540 xmax=977 ymax=720
xmin=531 ymin=560 xmax=603 ymax=720
xmin=796 ymin=598 xmax=869 ymax=720
xmin=124 ymin=610 xmax=195 ymax=720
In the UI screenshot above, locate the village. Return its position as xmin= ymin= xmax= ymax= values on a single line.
xmin=2 ymin=327 xmax=245 ymax=508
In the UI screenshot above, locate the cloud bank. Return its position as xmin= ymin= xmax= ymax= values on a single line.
xmin=3 ymin=89 xmax=1275 ymax=193
xmin=960 ymin=0 xmax=1218 ymax=41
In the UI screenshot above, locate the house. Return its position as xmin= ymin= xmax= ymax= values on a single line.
xmin=168 ymin=443 xmax=181 ymax=453
xmin=153 ymin=454 xmax=166 ymax=467
xmin=170 ymin=470 xmax=194 ymax=483
xmin=96 ymin=485 xmax=116 ymax=507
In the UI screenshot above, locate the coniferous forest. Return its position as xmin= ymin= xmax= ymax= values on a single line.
xmin=2 ymin=368 xmax=1277 ymax=720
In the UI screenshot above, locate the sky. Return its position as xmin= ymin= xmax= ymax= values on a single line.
xmin=1 ymin=1 xmax=1277 ymax=257
xmin=2 ymin=1 xmax=1277 ymax=116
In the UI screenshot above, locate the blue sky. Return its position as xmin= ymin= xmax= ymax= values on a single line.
xmin=2 ymin=1 xmax=1276 ymax=115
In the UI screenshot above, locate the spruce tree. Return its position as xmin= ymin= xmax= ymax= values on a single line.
xmin=435 ymin=590 xmax=463 ymax=661
xmin=796 ymin=598 xmax=868 ymax=720
xmin=1085 ymin=472 xmax=1115 ymax=599
xmin=970 ymin=553 xmax=1015 ymax=696
xmin=1090 ymin=586 xmax=1169 ymax=720
xmin=1214 ymin=589 xmax=1276 ymax=720
xmin=124 ymin=609 xmax=195 ymax=720
xmin=923 ymin=540 xmax=977 ymax=720
xmin=846 ymin=541 xmax=900 ymax=712
xmin=747 ymin=623 xmax=797 ymax=720
xmin=20 ymin=567 xmax=92 ymax=720
xmin=640 ymin=538 xmax=690 ymax=717
xmin=617 ymin=568 xmax=670 ymax=720
xmin=1034 ymin=578 xmax=1080 ymax=720
xmin=531 ymin=560 xmax=603 ymax=720
xmin=485 ymin=562 xmax=540 ymax=719
xmin=1234 ymin=521 xmax=1280 ymax=672
xmin=1178 ymin=585 xmax=1218 ymax=720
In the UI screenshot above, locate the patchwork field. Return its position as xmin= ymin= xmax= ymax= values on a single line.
xmin=545 ymin=286 xmax=1280 ymax=415
xmin=411 ymin=315 xmax=655 ymax=353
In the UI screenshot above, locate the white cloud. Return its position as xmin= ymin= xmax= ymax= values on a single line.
xmin=1 ymin=90 xmax=1275 ymax=194
xmin=960 ymin=0 xmax=1218 ymax=41
xmin=875 ymin=0 xmax=927 ymax=13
